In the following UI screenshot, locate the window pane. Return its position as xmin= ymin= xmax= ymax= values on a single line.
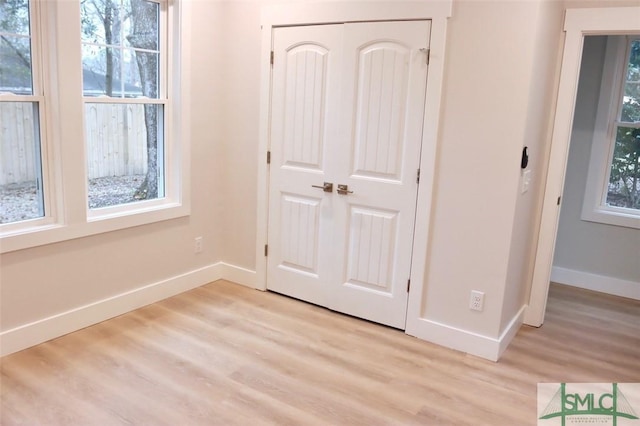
xmin=81 ymin=0 xmax=159 ymax=99
xmin=124 ymin=0 xmax=159 ymax=99
xmin=82 ymin=45 xmax=123 ymax=97
xmin=607 ymin=126 xmax=640 ymax=210
xmin=621 ymin=79 xmax=640 ymax=123
xmin=123 ymin=0 xmax=159 ymax=51
xmin=0 ymin=34 xmax=32 ymax=95
xmin=622 ymin=40 xmax=640 ymax=123
xmin=85 ymin=103 xmax=164 ymax=209
xmin=0 ymin=101 xmax=43 ymax=224
xmin=123 ymin=48 xmax=158 ymax=98
xmin=622 ymin=82 xmax=640 ymax=123
xmin=627 ymin=40 xmax=640 ymax=82
xmin=0 ymin=0 xmax=30 ymax=34
xmin=80 ymin=0 xmax=126 ymax=45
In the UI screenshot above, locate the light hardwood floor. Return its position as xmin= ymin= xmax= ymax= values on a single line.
xmin=1 ymin=281 xmax=639 ymax=425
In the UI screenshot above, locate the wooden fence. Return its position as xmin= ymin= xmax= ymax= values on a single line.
xmin=0 ymin=102 xmax=148 ymax=185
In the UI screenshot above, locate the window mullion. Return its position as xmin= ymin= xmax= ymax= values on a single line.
xmin=55 ymin=0 xmax=90 ymax=225
xmin=81 ymin=97 xmax=166 ymax=105
xmin=614 ymin=121 xmax=640 ymax=128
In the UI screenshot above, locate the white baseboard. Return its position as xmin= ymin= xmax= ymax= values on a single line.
xmin=497 ymin=305 xmax=526 ymax=359
xmin=2 ymin=260 xmax=530 ymax=362
xmin=551 ymin=266 xmax=640 ymax=300
xmin=0 ymin=262 xmax=258 ymax=357
xmin=405 ymin=306 xmax=525 ymax=362
xmin=217 ymin=262 xmax=259 ymax=289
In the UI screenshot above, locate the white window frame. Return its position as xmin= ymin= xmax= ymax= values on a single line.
xmin=582 ymin=35 xmax=640 ymax=230
xmin=0 ymin=0 xmax=57 ymax=233
xmin=83 ymin=0 xmax=168 ymax=218
xmin=0 ymin=0 xmax=191 ymax=253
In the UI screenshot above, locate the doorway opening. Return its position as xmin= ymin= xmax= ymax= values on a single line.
xmin=526 ymin=7 xmax=640 ymax=327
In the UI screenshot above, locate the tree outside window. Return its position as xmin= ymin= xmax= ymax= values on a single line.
xmin=0 ymin=0 xmax=187 ymax=251
xmin=81 ymin=0 xmax=164 ymax=210
xmin=0 ymin=0 xmax=45 ymax=224
xmin=607 ymin=39 xmax=640 ymax=211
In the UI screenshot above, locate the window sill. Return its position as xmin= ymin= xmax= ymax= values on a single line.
xmin=581 ymin=206 xmax=640 ymax=230
xmin=0 ymin=202 xmax=189 ymax=254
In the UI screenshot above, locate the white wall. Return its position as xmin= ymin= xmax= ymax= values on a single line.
xmin=553 ymin=36 xmax=640 ymax=289
xmin=217 ymin=2 xmax=261 ymax=271
xmin=417 ymin=0 xmax=563 ymax=341
xmin=502 ymin=0 xmax=564 ymax=332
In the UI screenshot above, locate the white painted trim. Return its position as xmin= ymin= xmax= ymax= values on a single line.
xmin=525 ymin=7 xmax=640 ymax=328
xmin=581 ymin=36 xmax=640 ymax=230
xmin=564 ymin=7 xmax=640 ymax=33
xmin=217 ymin=263 xmax=259 ymax=290
xmin=261 ymin=1 xmax=452 ymax=27
xmin=551 ymin=266 xmax=640 ymax=300
xmin=0 ymin=257 xmax=525 ymax=361
xmin=497 ymin=305 xmax=526 ymax=360
xmin=0 ymin=261 xmax=258 ymax=357
xmin=254 ymin=10 xmax=273 ymax=292
xmin=406 ymin=305 xmax=525 ymax=362
xmin=405 ymin=15 xmax=449 ymax=336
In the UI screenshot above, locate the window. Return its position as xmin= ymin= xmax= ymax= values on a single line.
xmin=81 ymin=0 xmax=165 ymax=211
xmin=0 ymin=0 xmax=46 ymax=225
xmin=0 ymin=0 xmax=189 ymax=253
xmin=582 ymin=36 xmax=640 ymax=229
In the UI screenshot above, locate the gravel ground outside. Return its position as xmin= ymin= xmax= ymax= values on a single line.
xmin=0 ymin=175 xmax=145 ymax=224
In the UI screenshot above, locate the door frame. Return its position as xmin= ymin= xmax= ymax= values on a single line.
xmin=524 ymin=6 xmax=640 ymax=327
xmin=255 ymin=1 xmax=453 ymax=325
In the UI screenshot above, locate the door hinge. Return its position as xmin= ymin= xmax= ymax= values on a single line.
xmin=407 ymin=279 xmax=411 ymax=292
xmin=416 ymin=168 xmax=421 ymax=184
xmin=264 ymin=244 xmax=268 ymax=256
xmin=420 ymin=48 xmax=430 ymax=65
xmin=270 ymin=51 xmax=274 ymax=66
xmin=267 ymin=150 xmax=271 ymax=164
xmin=557 ymin=196 xmax=561 ymax=205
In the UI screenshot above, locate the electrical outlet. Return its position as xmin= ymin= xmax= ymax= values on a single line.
xmin=194 ymin=237 xmax=203 ymax=253
xmin=470 ymin=290 xmax=484 ymax=311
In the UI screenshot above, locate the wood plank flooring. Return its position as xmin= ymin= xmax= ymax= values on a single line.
xmin=1 ymin=281 xmax=639 ymax=425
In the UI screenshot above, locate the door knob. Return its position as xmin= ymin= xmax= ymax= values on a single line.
xmin=311 ymin=182 xmax=333 ymax=193
xmin=337 ymin=184 xmax=353 ymax=195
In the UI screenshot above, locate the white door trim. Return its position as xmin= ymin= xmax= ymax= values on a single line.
xmin=524 ymin=7 xmax=640 ymax=327
xmin=255 ymin=1 xmax=452 ymax=331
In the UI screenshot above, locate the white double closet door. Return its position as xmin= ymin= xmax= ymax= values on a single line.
xmin=266 ymin=21 xmax=431 ymax=329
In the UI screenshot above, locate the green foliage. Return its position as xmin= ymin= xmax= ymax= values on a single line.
xmin=622 ymin=40 xmax=640 ymax=123
xmin=0 ymin=0 xmax=32 ymax=91
xmin=608 ymin=127 xmax=640 ymax=209
xmin=610 ymin=40 xmax=640 ymax=210
xmin=0 ymin=0 xmax=29 ymax=34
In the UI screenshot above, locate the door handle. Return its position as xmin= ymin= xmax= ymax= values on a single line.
xmin=337 ymin=184 xmax=353 ymax=195
xmin=311 ymin=182 xmax=333 ymax=193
